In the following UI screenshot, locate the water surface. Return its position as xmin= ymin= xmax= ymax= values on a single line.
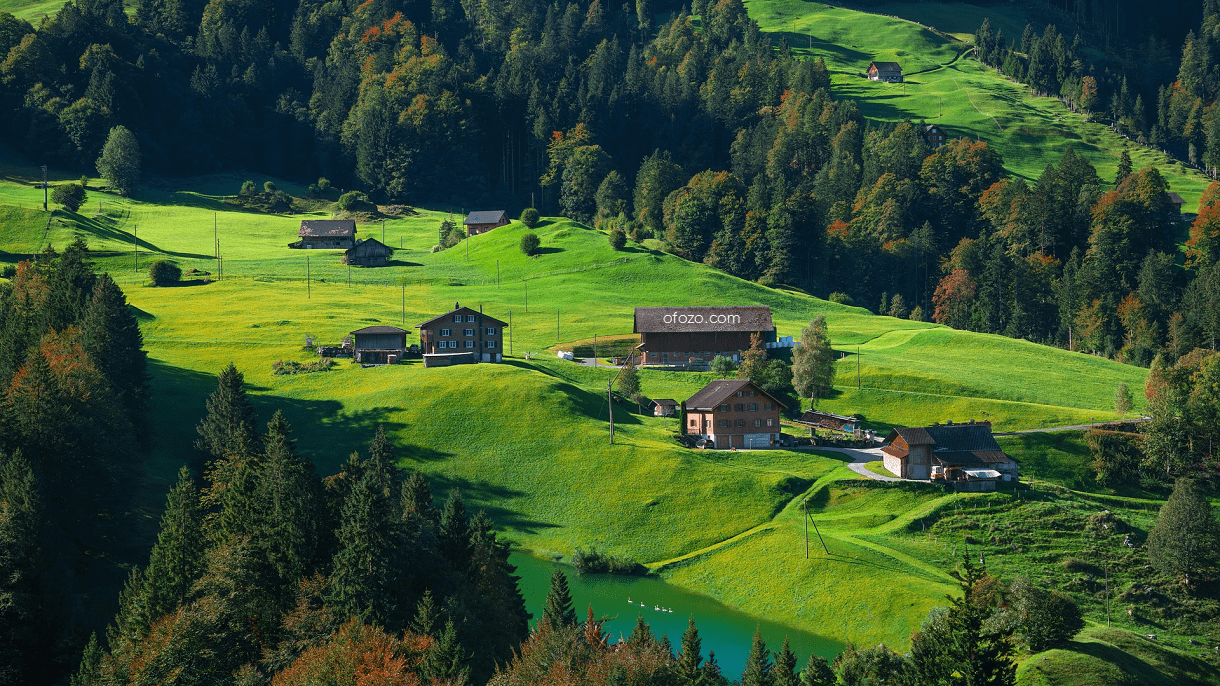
xmin=511 ymin=552 xmax=844 ymax=679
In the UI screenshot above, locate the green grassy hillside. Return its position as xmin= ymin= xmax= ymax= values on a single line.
xmin=745 ymin=0 xmax=1212 ymax=207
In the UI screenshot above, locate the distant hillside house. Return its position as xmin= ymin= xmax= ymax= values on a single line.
xmin=416 ymin=302 xmax=507 ymax=363
xmin=634 ymin=306 xmax=775 ymax=366
xmin=464 ymin=210 xmax=509 ymax=236
xmin=651 ymin=398 xmax=678 ymax=417
xmin=867 ymin=61 xmax=903 ymax=83
xmin=297 ymin=219 xmax=356 ymax=249
xmin=683 ymin=379 xmax=786 ymax=449
xmin=924 ymin=124 xmax=947 ymax=149
xmin=344 ymin=237 xmax=391 ymax=267
xmin=352 ymin=326 xmax=408 ymax=364
xmin=1166 ymin=192 xmax=1186 ymax=216
xmin=881 ymin=420 xmax=1018 ymax=488
xmin=795 ymin=409 xmax=859 ymax=433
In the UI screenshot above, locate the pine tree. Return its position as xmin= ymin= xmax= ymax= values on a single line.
xmin=541 ymin=567 xmax=577 ymax=628
xmin=797 ymin=654 xmax=835 ymax=686
xmin=255 ymin=412 xmax=321 ymax=591
xmin=1115 ymin=150 xmax=1133 ymax=185
xmin=69 ymin=632 xmax=103 ymax=686
xmin=677 ymin=616 xmax=703 ymax=684
xmin=701 ymin=651 xmax=724 ymax=686
xmin=628 ymin=614 xmax=654 ymax=648
xmin=773 ymin=637 xmax=797 ymax=686
xmin=327 ymin=451 xmax=402 ymax=626
xmin=143 ymin=466 xmax=205 ymax=619
xmin=411 ymin=589 xmax=440 ymax=637
xmin=195 ymin=363 xmax=259 ymax=462
xmin=1147 ymin=478 xmax=1219 ymax=578
xmin=0 ymin=451 xmax=56 ymax=684
xmin=401 ymin=470 xmax=435 ymax=523
xmin=437 ymin=488 xmax=471 ymax=570
xmin=79 ymin=273 xmax=148 ymax=429
xmin=422 ymin=619 xmax=470 ymax=682
xmin=741 ymin=628 xmax=773 ymax=686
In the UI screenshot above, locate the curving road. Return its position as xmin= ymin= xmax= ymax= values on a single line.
xmin=816 ymin=446 xmax=912 ymax=482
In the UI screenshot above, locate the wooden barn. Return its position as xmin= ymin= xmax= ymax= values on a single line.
xmin=344 ymin=238 xmax=391 ymax=266
xmin=651 ymin=398 xmax=678 ymax=417
xmin=464 ymin=210 xmax=509 ymax=236
xmin=880 ymin=421 xmax=1018 ymax=487
xmin=297 ymin=219 xmax=356 ymax=249
xmin=1166 ymin=192 xmax=1186 ymax=216
xmin=683 ymin=379 xmax=786 ymax=449
xmin=416 ymin=302 xmax=507 ymax=363
xmin=634 ymin=306 xmax=775 ymax=366
xmin=924 ymin=124 xmax=947 ymax=149
xmin=351 ymin=325 xmax=408 ymax=364
xmin=795 ymin=409 xmax=859 ymax=433
xmin=867 ymin=61 xmax=903 ymax=83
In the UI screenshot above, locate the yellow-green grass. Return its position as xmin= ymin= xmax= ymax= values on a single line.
xmin=746 ymin=0 xmax=1213 ymax=207
xmin=864 ymin=460 xmax=897 ymax=478
xmin=839 ymin=1 xmax=1033 ymax=44
xmin=0 ymin=0 xmax=68 ymax=23
xmin=1015 ymin=627 xmax=1220 ymax=686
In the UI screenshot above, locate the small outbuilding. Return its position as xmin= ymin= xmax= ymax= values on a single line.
xmin=344 ymin=237 xmax=392 ymax=267
xmin=297 ymin=219 xmax=357 ymax=249
xmin=464 ymin=210 xmax=509 ymax=236
xmin=867 ymin=61 xmax=903 ymax=83
xmin=795 ymin=409 xmax=859 ymax=433
xmin=651 ymin=398 xmax=678 ymax=417
xmin=1166 ymin=192 xmax=1186 ymax=216
xmin=351 ymin=325 xmax=408 ymax=364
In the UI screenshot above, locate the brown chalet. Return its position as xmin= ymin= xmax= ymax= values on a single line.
xmin=867 ymin=61 xmax=903 ymax=83
xmin=1166 ymin=192 xmax=1186 ymax=216
xmin=351 ymin=326 xmax=408 ymax=364
xmin=464 ymin=210 xmax=509 ymax=236
xmin=683 ymin=379 xmax=786 ymax=449
xmin=297 ymin=219 xmax=356 ymax=249
xmin=415 ymin=302 xmax=507 ymax=365
xmin=634 ymin=306 xmax=775 ymax=366
xmin=881 ymin=421 xmax=1018 ymax=489
xmin=344 ymin=237 xmax=391 ymax=267
xmin=924 ymin=124 xmax=947 ymax=149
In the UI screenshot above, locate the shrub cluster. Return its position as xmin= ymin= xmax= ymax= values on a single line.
xmin=571 ymin=545 xmax=643 ymax=575
xmin=147 ymin=260 xmax=181 ymax=286
xmin=272 ymin=358 xmax=336 ymax=375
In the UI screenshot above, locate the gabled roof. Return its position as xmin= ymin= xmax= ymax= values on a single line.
xmin=352 ymin=325 xmax=407 ymax=335
xmin=796 ymin=409 xmax=858 ymax=424
xmin=633 ymin=306 xmax=774 ymax=333
xmin=683 ymin=378 xmax=787 ymax=411
xmin=415 ymin=304 xmax=508 ymax=329
xmin=346 ymin=237 xmax=390 ymax=254
xmin=463 ymin=210 xmax=507 ymax=225
xmin=886 ymin=426 xmax=934 ymax=446
xmin=300 ymin=219 xmax=356 ymax=238
xmin=869 ymin=61 xmax=902 ymax=72
xmin=882 ymin=421 xmax=1016 ymax=464
xmin=652 ymin=398 xmax=679 ymax=407
xmin=1166 ymin=192 xmax=1186 ymax=205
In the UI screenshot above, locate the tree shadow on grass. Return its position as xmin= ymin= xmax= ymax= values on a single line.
xmin=503 ymin=359 xmax=642 ymax=425
xmin=534 ymin=247 xmax=564 ymax=255
xmin=428 ymin=474 xmax=557 ymax=535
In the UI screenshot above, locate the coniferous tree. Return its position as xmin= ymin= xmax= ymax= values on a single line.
xmin=436 ymin=488 xmax=471 ymax=571
xmin=142 ymin=466 xmax=205 ymax=619
xmin=1147 ymin=477 xmax=1219 ymax=578
xmin=1115 ymin=150 xmax=1133 ymax=185
xmin=69 ymin=632 xmax=103 ymax=686
xmin=195 ymin=363 xmax=259 ymax=463
xmin=541 ymin=567 xmax=577 ymax=628
xmin=79 ymin=272 xmax=148 ymax=431
xmin=677 ymin=616 xmax=703 ymax=684
xmin=0 ymin=451 xmax=56 ymax=685
xmin=327 ymin=444 xmax=402 ymax=626
xmin=774 ymin=637 xmax=798 ymax=686
xmin=628 ymin=614 xmax=654 ymax=648
xmin=741 ymin=628 xmax=773 ymax=686
xmin=798 ymin=654 xmax=835 ymax=686
xmin=422 ymin=619 xmax=470 ymax=683
xmin=411 ymin=589 xmax=440 ymax=637
xmin=255 ymin=412 xmax=322 ymax=594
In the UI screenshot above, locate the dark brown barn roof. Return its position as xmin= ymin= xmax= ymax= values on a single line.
xmin=1166 ymin=192 xmax=1186 ymax=205
xmin=633 ymin=306 xmax=774 ymax=333
xmin=300 ymin=219 xmax=356 ymax=238
xmin=888 ymin=426 xmax=934 ymax=446
xmin=415 ymin=303 xmax=508 ymax=328
xmin=652 ymin=398 xmax=679 ymax=406
xmin=882 ymin=421 xmax=1017 ymax=464
xmin=796 ymin=409 xmax=858 ymax=424
xmin=351 ymin=325 xmax=407 ymax=335
xmin=683 ymin=378 xmax=787 ymax=411
xmin=870 ymin=61 xmax=902 ymax=72
xmin=463 ymin=210 xmax=507 ymax=225
xmin=346 ymin=238 xmax=391 ymax=255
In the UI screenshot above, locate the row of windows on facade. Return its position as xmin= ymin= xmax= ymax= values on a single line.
xmin=436 ymin=340 xmax=498 ymax=349
xmin=648 ymin=351 xmax=733 ymax=358
xmin=691 ymin=418 xmax=776 ymax=428
xmin=438 ymin=327 xmax=498 ymax=336
xmin=453 ymin=314 xmax=481 ymax=323
xmin=718 ymin=402 xmax=772 ymax=412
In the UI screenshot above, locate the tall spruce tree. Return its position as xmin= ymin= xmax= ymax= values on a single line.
xmin=327 ymin=449 xmax=402 ymax=626
xmin=195 ymin=363 xmax=259 ymax=463
xmin=0 ymin=451 xmax=56 ymax=685
xmin=142 ymin=466 xmax=205 ymax=619
xmin=69 ymin=632 xmax=103 ymax=686
xmin=79 ymin=273 xmax=147 ymax=429
xmin=741 ymin=627 xmax=774 ymax=686
xmin=436 ymin=488 xmax=471 ymax=570
xmin=677 ymin=616 xmax=704 ymax=684
xmin=542 ymin=567 xmax=577 ymax=628
xmin=255 ymin=412 xmax=322 ymax=591
xmin=628 ymin=614 xmax=655 ymax=648
xmin=773 ymin=637 xmax=798 ymax=686
xmin=797 ymin=654 xmax=835 ymax=686
xmin=1147 ymin=477 xmax=1219 ymax=578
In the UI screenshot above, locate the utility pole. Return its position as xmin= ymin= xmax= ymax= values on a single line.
xmin=306 ymin=256 xmax=310 ymax=299
xmin=857 ymin=345 xmax=861 ymax=390
xmin=804 ymin=499 xmax=809 ymax=558
xmin=382 ymin=219 xmax=385 ymax=244
xmin=608 ymin=376 xmax=615 ymax=444
xmin=525 ymin=281 xmax=528 ymax=313
xmin=401 ymin=283 xmax=405 ymax=324
xmin=556 ymin=308 xmax=560 ymax=344
xmin=466 ymin=233 xmax=469 ymax=261
xmin=133 ymin=225 xmax=138 ymax=270
xmin=594 ymin=334 xmax=598 ymax=363
xmin=214 ymin=213 xmax=218 ymax=262
xmin=347 ymin=261 xmax=350 ymax=286
xmin=509 ymin=311 xmax=513 ymax=355
xmin=40 ymin=165 xmax=47 ymax=211
xmin=497 ymin=260 xmax=500 ymax=287
xmin=1105 ymin=557 xmax=1110 ymax=628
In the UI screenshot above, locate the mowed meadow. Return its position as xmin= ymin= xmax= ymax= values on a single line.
xmin=0 ymin=144 xmax=1164 ymax=650
xmin=744 ymin=0 xmax=1214 ymax=207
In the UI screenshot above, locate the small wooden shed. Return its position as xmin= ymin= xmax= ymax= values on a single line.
xmin=463 ymin=210 xmax=509 ymax=236
xmin=297 ymin=219 xmax=356 ymax=249
xmin=352 ymin=325 xmax=408 ymax=364
xmin=651 ymin=398 xmax=678 ymax=417
xmin=344 ymin=238 xmax=391 ymax=267
xmin=867 ymin=61 xmax=903 ymax=83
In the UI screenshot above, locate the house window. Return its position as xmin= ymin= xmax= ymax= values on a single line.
xmin=734 ymin=391 xmax=742 ymax=397
xmin=764 ymin=403 xmax=772 ymax=411
xmin=464 ymin=315 xmax=473 ymax=322
xmin=464 ymin=328 xmax=474 ymax=336
xmin=735 ymin=403 xmax=744 ymax=412
xmin=719 ymin=404 xmax=730 ymax=412
xmin=766 ymin=419 xmax=774 ymax=427
xmin=453 ymin=315 xmax=462 ymax=322
xmin=704 ymin=419 xmax=710 ymax=428
xmin=486 ymin=341 xmax=496 ymax=349
xmin=464 ymin=340 xmax=474 ymax=349
xmin=486 ymin=327 xmax=496 ymax=335
xmin=753 ymin=419 xmax=762 ymax=428
xmin=735 ymin=419 xmax=744 ymax=428
xmin=440 ymin=328 xmax=451 ymax=336
xmin=718 ymin=420 xmax=729 ymax=428
xmin=437 ymin=341 xmax=447 ymax=349
xmin=749 ymin=403 xmax=758 ymax=411
xmin=689 ymin=419 xmax=697 ymax=427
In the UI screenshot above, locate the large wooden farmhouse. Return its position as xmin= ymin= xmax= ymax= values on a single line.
xmin=634 ymin=306 xmax=775 ymax=366
xmin=924 ymin=124 xmax=947 ymax=149
xmin=344 ymin=237 xmax=391 ymax=266
xmin=297 ymin=219 xmax=356 ymax=249
xmin=351 ymin=326 xmax=408 ymax=364
xmin=881 ymin=421 xmax=1018 ymax=490
xmin=867 ymin=61 xmax=903 ymax=83
xmin=464 ymin=210 xmax=509 ymax=236
xmin=683 ymin=379 xmax=786 ymax=449
xmin=415 ymin=303 xmax=507 ymax=366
